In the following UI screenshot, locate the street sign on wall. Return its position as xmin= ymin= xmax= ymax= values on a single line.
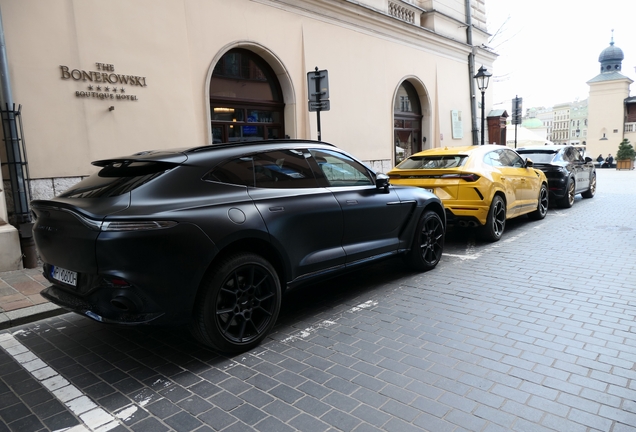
xmin=307 ymin=67 xmax=330 ymax=140
xmin=307 ymin=69 xmax=329 ymax=106
xmin=309 ymin=100 xmax=330 ymax=112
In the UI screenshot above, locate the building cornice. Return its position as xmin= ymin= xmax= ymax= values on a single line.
xmin=250 ymin=0 xmax=497 ymax=63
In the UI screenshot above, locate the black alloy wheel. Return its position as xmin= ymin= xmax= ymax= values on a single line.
xmin=581 ymin=173 xmax=596 ymax=198
xmin=558 ymin=177 xmax=575 ymax=208
xmin=528 ymin=183 xmax=549 ymax=220
xmin=480 ymin=195 xmax=506 ymax=242
xmin=191 ymin=253 xmax=281 ymax=353
xmin=404 ymin=210 xmax=444 ymax=271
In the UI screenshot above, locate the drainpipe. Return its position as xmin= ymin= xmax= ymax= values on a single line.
xmin=0 ymin=5 xmax=37 ymax=268
xmin=466 ymin=0 xmax=479 ymax=145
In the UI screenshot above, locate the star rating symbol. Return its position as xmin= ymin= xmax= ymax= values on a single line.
xmin=96 ymin=85 xmax=102 ymax=91
xmin=88 ymin=85 xmax=94 ymax=90
xmin=105 ymin=86 xmax=110 ymax=91
xmin=120 ymin=88 xmax=125 ymax=93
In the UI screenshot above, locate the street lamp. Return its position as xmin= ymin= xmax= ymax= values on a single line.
xmin=474 ymin=65 xmax=492 ymax=145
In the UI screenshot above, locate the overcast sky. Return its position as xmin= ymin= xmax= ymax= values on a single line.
xmin=485 ymin=0 xmax=636 ymax=113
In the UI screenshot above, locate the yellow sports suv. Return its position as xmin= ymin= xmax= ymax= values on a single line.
xmin=387 ymin=145 xmax=548 ymax=241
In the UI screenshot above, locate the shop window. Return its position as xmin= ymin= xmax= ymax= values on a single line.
xmin=210 ymin=49 xmax=284 ymax=143
xmin=393 ymin=81 xmax=422 ymax=164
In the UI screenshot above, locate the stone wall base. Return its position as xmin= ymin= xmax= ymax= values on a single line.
xmin=0 ymin=223 xmax=23 ymax=272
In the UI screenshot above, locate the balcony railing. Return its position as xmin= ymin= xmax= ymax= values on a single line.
xmin=389 ymin=1 xmax=418 ymax=24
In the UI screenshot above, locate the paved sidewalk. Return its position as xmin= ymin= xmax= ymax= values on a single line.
xmin=0 ymin=265 xmax=64 ymax=330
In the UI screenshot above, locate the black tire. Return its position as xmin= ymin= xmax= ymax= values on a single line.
xmin=581 ymin=173 xmax=596 ymax=199
xmin=190 ymin=253 xmax=281 ymax=353
xmin=557 ymin=177 xmax=575 ymax=208
xmin=480 ymin=195 xmax=506 ymax=242
xmin=528 ymin=183 xmax=549 ymax=220
xmin=404 ymin=210 xmax=444 ymax=271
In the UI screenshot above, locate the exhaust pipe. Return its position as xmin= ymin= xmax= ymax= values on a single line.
xmin=109 ymin=290 xmax=142 ymax=313
xmin=110 ymin=296 xmax=137 ymax=312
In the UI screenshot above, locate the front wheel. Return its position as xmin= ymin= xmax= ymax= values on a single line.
xmin=581 ymin=173 xmax=596 ymax=198
xmin=404 ymin=210 xmax=444 ymax=271
xmin=480 ymin=195 xmax=506 ymax=242
xmin=190 ymin=253 xmax=281 ymax=353
xmin=528 ymin=183 xmax=548 ymax=220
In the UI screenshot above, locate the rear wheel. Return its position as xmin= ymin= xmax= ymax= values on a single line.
xmin=528 ymin=183 xmax=548 ymax=220
xmin=557 ymin=177 xmax=575 ymax=208
xmin=581 ymin=173 xmax=596 ymax=198
xmin=404 ymin=210 xmax=444 ymax=271
xmin=191 ymin=253 xmax=281 ymax=353
xmin=480 ymin=195 xmax=506 ymax=242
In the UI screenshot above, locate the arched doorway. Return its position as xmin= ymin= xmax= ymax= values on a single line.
xmin=210 ymin=48 xmax=285 ymax=143
xmin=393 ymin=81 xmax=423 ymax=164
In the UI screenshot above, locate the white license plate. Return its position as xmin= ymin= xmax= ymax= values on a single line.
xmin=51 ymin=266 xmax=78 ymax=286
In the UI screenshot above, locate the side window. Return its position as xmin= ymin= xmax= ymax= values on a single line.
xmin=566 ymin=147 xmax=582 ymax=162
xmin=503 ymin=149 xmax=525 ymax=168
xmin=204 ymin=149 xmax=318 ymax=188
xmin=253 ymin=149 xmax=318 ymax=188
xmin=574 ymin=149 xmax=583 ymax=161
xmin=485 ymin=150 xmax=505 ymax=167
xmin=205 ymin=156 xmax=255 ymax=186
xmin=309 ymin=149 xmax=373 ymax=187
xmin=561 ymin=148 xmax=573 ymax=162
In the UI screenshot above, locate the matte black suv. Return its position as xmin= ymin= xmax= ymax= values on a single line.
xmin=32 ymin=140 xmax=445 ymax=352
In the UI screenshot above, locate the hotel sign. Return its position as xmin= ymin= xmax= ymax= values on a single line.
xmin=60 ymin=62 xmax=146 ymax=101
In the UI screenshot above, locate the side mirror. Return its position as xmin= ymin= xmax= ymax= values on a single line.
xmin=524 ymin=158 xmax=534 ymax=168
xmin=584 ymin=156 xmax=593 ymax=163
xmin=376 ymin=173 xmax=390 ymax=191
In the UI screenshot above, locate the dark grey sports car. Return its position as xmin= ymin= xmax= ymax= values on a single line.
xmin=516 ymin=145 xmax=596 ymax=208
xmin=31 ymin=140 xmax=445 ymax=353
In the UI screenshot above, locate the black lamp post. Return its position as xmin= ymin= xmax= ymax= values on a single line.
xmin=474 ymin=65 xmax=492 ymax=145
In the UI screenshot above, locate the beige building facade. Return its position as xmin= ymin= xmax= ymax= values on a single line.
xmin=0 ymin=0 xmax=495 ymax=270
xmin=552 ymin=103 xmax=571 ymax=144
xmin=568 ymin=99 xmax=587 ymax=146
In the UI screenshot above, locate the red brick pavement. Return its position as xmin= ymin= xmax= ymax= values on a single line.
xmin=0 ymin=267 xmax=49 ymax=311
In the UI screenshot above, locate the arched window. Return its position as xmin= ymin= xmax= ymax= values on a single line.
xmin=210 ymin=49 xmax=284 ymax=143
xmin=393 ymin=81 xmax=422 ymax=164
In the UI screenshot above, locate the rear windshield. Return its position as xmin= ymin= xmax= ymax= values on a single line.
xmin=59 ymin=161 xmax=174 ymax=198
xmin=397 ymin=155 xmax=468 ymax=169
xmin=516 ymin=150 xmax=560 ymax=164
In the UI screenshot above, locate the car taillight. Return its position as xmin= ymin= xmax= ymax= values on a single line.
xmin=109 ymin=277 xmax=132 ymax=287
xmin=440 ymin=173 xmax=480 ymax=182
xmin=101 ymin=221 xmax=178 ymax=231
